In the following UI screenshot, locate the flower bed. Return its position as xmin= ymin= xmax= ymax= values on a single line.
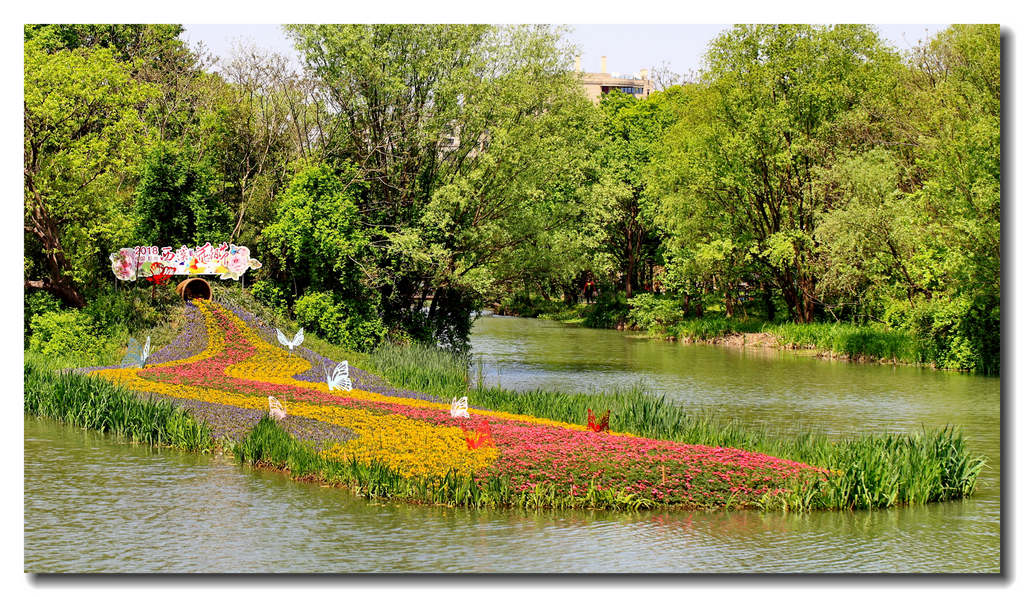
xmin=88 ymin=299 xmax=826 ymax=509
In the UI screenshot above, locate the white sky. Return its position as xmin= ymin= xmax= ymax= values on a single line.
xmin=181 ymin=24 xmax=949 ymax=77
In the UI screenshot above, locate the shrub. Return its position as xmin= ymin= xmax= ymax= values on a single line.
xmin=584 ymin=290 xmax=629 ymax=329
xmin=24 ymin=291 xmax=63 ymax=339
xmin=250 ymin=279 xmax=288 ymax=315
xmin=83 ymin=286 xmax=177 ymax=332
xmin=28 ymin=310 xmax=114 ymax=364
xmin=626 ymin=293 xmax=686 ymax=333
xmin=884 ymin=296 xmax=999 ymax=373
xmin=293 ymin=290 xmax=386 ymax=352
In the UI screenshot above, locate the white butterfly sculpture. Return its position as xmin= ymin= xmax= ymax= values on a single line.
xmin=276 ymin=327 xmax=304 ymax=351
xmin=450 ymin=396 xmax=470 ymax=419
xmin=324 ymin=360 xmax=352 ymax=393
xmin=268 ymin=396 xmax=286 ymax=421
xmin=121 ymin=336 xmax=151 ymax=368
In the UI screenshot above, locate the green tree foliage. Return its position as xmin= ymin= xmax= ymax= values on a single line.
xmin=205 ymin=48 xmax=296 ymax=246
xmin=133 ymin=143 xmax=231 ymax=247
xmin=653 ymin=25 xmax=900 ymax=323
xmin=282 ymin=24 xmax=598 ymax=348
xmin=28 ymin=310 xmax=112 ymax=363
xmin=22 ymin=23 xmax=1000 ymax=371
xmin=262 ymin=162 xmax=368 ymax=292
xmin=262 ymin=163 xmax=386 ymax=349
xmin=646 ymin=24 xmax=999 ymax=371
xmin=24 ymin=38 xmax=156 ymax=306
xmin=24 ymin=24 xmax=185 ymax=61
xmin=589 ymin=90 xmax=677 ymax=297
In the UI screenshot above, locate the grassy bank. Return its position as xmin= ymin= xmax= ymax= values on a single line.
xmin=469 ymin=385 xmax=982 ymax=510
xmin=24 ymin=354 xmax=213 ymax=452
xmin=764 ymin=321 xmax=925 ymax=363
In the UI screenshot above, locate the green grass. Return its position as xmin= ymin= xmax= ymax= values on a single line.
xmin=666 ymin=317 xmax=765 ymax=341
xmin=233 ymin=417 xmax=654 ymax=510
xmin=763 ymin=321 xmax=926 ymax=364
xmin=24 ymin=353 xmax=213 ymax=452
xmin=369 ymin=342 xmax=471 ymax=398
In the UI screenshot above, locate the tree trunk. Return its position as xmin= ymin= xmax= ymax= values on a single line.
xmin=24 ymin=179 xmax=86 ymax=308
xmin=761 ymin=282 xmax=776 ymax=322
xmin=797 ymin=272 xmax=816 ymax=324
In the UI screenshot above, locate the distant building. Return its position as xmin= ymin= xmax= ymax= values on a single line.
xmin=576 ymin=55 xmax=653 ymax=103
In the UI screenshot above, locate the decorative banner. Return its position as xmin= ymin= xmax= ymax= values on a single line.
xmin=110 ymin=242 xmax=262 ymax=282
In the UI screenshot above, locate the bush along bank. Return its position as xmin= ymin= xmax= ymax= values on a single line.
xmin=38 ymin=296 xmax=983 ymax=512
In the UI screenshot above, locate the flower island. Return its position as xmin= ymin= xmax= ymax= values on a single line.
xmin=44 ymin=298 xmax=980 ymax=512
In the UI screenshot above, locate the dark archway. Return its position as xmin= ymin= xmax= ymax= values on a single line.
xmin=176 ymin=278 xmax=212 ymax=301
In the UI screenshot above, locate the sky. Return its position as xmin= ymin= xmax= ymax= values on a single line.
xmin=181 ymin=24 xmax=948 ymax=77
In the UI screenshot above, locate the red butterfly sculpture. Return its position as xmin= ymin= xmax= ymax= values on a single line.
xmin=587 ymin=408 xmax=610 ymax=433
xmin=464 ymin=419 xmax=495 ymax=449
xmin=147 ymin=262 xmax=172 ymax=285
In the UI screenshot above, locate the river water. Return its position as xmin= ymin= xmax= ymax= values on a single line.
xmin=24 ymin=315 xmax=1001 ymax=573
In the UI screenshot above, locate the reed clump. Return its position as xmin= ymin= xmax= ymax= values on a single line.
xmin=369 ymin=342 xmax=471 ymax=398
xmin=667 ymin=317 xmax=765 ymax=341
xmin=24 ymin=356 xmax=213 ymax=452
xmin=763 ymin=321 xmax=925 ymax=363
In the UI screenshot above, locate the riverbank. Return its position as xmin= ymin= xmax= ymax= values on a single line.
xmin=24 ymin=293 xmax=985 ymax=512
xmin=496 ymin=297 xmax=965 ymax=371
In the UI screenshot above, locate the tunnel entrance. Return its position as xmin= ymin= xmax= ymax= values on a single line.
xmin=176 ymin=278 xmax=212 ymax=301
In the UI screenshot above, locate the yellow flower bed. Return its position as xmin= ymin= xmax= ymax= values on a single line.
xmin=92 ymin=300 xmax=499 ymax=477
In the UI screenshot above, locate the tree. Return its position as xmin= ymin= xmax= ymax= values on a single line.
xmin=261 ymin=163 xmax=386 ymax=350
xmin=261 ymin=162 xmax=369 ymax=295
xmin=24 ymin=39 xmax=155 ymax=306
xmin=205 ymin=46 xmax=297 ymax=246
xmin=24 ymin=24 xmax=213 ymax=143
xmin=284 ymin=24 xmax=597 ymax=347
xmin=133 ymin=143 xmax=231 ymax=248
xmin=590 ymin=90 xmax=678 ymax=297
xmin=652 ymin=25 xmax=900 ymax=322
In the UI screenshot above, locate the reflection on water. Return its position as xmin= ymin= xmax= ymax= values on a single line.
xmin=24 ymin=315 xmax=1000 ymax=573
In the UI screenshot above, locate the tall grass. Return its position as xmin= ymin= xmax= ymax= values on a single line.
xmin=370 ymin=342 xmax=470 ymax=397
xmin=667 ymin=317 xmax=765 ymax=341
xmin=763 ymin=321 xmax=925 ymax=364
xmin=469 ymin=384 xmax=984 ymax=510
xmin=233 ymin=417 xmax=654 ymax=511
xmin=24 ymin=355 xmax=212 ymax=452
